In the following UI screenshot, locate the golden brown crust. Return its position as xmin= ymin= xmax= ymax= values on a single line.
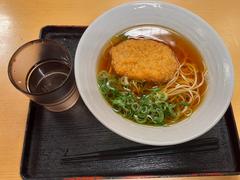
xmin=110 ymin=39 xmax=179 ymax=83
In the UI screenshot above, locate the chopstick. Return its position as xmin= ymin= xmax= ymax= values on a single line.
xmin=61 ymin=138 xmax=218 ymax=164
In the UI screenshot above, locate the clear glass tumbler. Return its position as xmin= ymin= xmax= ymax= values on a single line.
xmin=8 ymin=39 xmax=79 ymax=112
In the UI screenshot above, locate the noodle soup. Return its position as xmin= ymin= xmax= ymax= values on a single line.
xmin=97 ymin=25 xmax=207 ymax=126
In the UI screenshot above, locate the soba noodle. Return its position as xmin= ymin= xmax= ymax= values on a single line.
xmin=97 ymin=26 xmax=207 ymax=126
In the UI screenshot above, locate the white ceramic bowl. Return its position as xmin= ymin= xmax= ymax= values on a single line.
xmin=74 ymin=1 xmax=234 ymax=145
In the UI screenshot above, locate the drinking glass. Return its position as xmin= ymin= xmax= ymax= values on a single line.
xmin=8 ymin=39 xmax=79 ymax=112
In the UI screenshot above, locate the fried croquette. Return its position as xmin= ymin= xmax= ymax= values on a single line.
xmin=110 ymin=39 xmax=179 ymax=83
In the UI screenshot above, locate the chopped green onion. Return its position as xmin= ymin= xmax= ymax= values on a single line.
xmin=97 ymin=71 xmax=181 ymax=126
xmin=180 ymin=101 xmax=190 ymax=106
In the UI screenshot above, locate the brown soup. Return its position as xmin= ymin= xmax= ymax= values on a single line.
xmin=97 ymin=25 xmax=207 ymax=125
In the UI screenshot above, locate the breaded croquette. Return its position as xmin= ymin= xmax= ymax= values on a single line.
xmin=110 ymin=39 xmax=179 ymax=83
